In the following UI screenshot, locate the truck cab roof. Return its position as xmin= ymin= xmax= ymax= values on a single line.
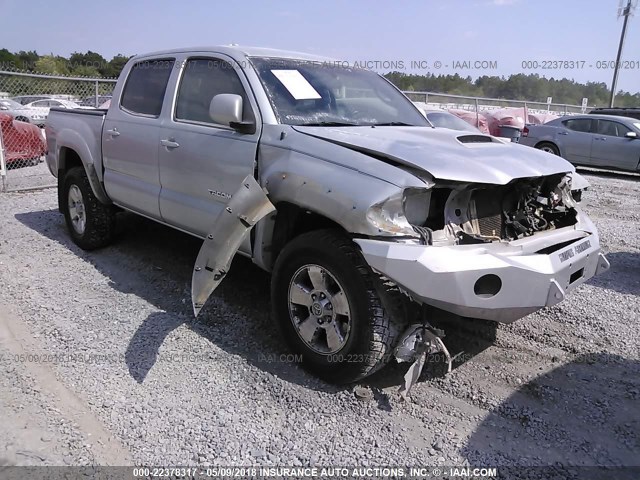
xmin=131 ymin=45 xmax=336 ymax=63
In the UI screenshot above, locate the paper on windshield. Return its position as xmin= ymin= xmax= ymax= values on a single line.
xmin=271 ymin=70 xmax=321 ymax=100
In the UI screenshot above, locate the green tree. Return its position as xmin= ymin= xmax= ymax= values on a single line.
xmin=34 ymin=55 xmax=69 ymax=75
xmin=15 ymin=50 xmax=39 ymax=71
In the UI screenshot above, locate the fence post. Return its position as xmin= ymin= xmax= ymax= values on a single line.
xmin=0 ymin=129 xmax=6 ymax=193
xmin=475 ymin=98 xmax=479 ymax=127
xmin=95 ymin=80 xmax=100 ymax=108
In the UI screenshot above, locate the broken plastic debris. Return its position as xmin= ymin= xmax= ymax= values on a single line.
xmin=395 ymin=324 xmax=453 ymax=401
xmin=353 ymin=385 xmax=373 ymax=401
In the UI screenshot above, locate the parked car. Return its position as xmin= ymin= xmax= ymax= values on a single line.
xmin=447 ymin=109 xmax=490 ymax=134
xmin=25 ymin=99 xmax=89 ymax=110
xmin=483 ymin=108 xmax=526 ymax=140
xmin=11 ymin=94 xmax=78 ymax=105
xmin=0 ymin=113 xmax=47 ymax=167
xmin=589 ymin=107 xmax=640 ymax=121
xmin=45 ymin=46 xmax=609 ymax=385
xmin=520 ymin=114 xmax=640 ymax=172
xmin=10 ymin=95 xmax=54 ymax=105
xmin=78 ymin=95 xmax=113 ymax=107
xmin=0 ymin=99 xmax=48 ymax=127
xmin=422 ymin=109 xmax=482 ymax=133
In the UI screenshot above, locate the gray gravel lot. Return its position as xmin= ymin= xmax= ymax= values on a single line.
xmin=0 ymin=171 xmax=638 ymax=475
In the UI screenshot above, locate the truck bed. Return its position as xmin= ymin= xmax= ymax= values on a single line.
xmin=45 ymin=107 xmax=106 ymax=180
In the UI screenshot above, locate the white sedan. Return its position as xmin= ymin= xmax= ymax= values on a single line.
xmin=25 ymin=99 xmax=95 ymax=110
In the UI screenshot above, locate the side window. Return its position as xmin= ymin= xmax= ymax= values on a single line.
xmin=614 ymin=122 xmax=630 ymax=137
xmin=121 ymin=59 xmax=175 ymax=116
xmin=563 ymin=118 xmax=592 ymax=133
xmin=175 ymin=58 xmax=252 ymax=125
xmin=596 ymin=120 xmax=630 ymax=137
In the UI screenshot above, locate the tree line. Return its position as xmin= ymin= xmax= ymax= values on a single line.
xmin=1 ymin=49 xmax=638 ymax=107
xmin=384 ymin=72 xmax=639 ymax=108
xmin=0 ymin=49 xmax=130 ymax=79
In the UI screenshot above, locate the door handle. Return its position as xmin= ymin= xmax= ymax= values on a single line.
xmin=106 ymin=128 xmax=120 ymax=137
xmin=161 ymin=139 xmax=180 ymax=149
xmin=558 ymin=131 xmax=569 ymax=135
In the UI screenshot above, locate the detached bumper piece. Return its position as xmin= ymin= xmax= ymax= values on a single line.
xmin=356 ymin=231 xmax=610 ymax=324
xmin=191 ymin=175 xmax=275 ymax=316
xmin=395 ymin=322 xmax=452 ymax=401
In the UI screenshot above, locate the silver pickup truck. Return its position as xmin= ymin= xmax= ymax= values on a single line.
xmin=45 ymin=46 xmax=609 ymax=385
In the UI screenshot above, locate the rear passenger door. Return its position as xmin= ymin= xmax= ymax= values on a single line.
xmin=557 ymin=118 xmax=594 ymax=165
xmin=102 ymin=58 xmax=175 ymax=220
xmin=158 ymin=55 xmax=261 ymax=239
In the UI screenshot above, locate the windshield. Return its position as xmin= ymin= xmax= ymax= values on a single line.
xmin=250 ymin=57 xmax=429 ymax=127
xmin=426 ymin=112 xmax=480 ymax=132
xmin=0 ymin=99 xmax=24 ymax=109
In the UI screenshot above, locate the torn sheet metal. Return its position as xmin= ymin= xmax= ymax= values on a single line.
xmin=395 ymin=323 xmax=452 ymax=401
xmin=191 ymin=175 xmax=275 ymax=316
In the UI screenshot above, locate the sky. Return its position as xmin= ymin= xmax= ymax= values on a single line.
xmin=1 ymin=0 xmax=639 ymax=94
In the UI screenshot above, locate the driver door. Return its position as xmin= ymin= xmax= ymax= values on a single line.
xmin=158 ymin=55 xmax=261 ymax=238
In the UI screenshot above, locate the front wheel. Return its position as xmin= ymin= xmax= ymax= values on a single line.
xmin=537 ymin=142 xmax=560 ymax=156
xmin=271 ymin=229 xmax=398 ymax=383
xmin=62 ymin=167 xmax=115 ymax=250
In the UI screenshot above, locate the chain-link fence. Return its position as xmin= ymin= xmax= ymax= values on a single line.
xmin=403 ymin=91 xmax=588 ymax=116
xmin=0 ymin=70 xmax=116 ymax=192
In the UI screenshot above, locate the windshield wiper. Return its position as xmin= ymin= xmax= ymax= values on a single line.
xmin=300 ymin=121 xmax=359 ymax=127
xmin=369 ymin=121 xmax=416 ymax=126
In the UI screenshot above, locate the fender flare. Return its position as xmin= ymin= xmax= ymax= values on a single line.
xmin=57 ymin=129 xmax=111 ymax=205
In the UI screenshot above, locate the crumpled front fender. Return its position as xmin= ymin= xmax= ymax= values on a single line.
xmin=191 ymin=175 xmax=275 ymax=316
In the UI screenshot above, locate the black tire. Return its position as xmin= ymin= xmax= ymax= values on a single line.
xmin=271 ymin=229 xmax=399 ymax=383
xmin=536 ymin=142 xmax=560 ymax=156
xmin=62 ymin=166 xmax=115 ymax=250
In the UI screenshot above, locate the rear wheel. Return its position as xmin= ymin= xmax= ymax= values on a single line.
xmin=271 ymin=229 xmax=399 ymax=383
xmin=62 ymin=167 xmax=115 ymax=250
xmin=537 ymin=142 xmax=559 ymax=156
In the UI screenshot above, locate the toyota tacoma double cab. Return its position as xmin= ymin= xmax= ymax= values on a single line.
xmin=45 ymin=46 xmax=610 ymax=385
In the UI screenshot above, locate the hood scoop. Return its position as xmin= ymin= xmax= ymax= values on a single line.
xmin=457 ymin=134 xmax=496 ymax=144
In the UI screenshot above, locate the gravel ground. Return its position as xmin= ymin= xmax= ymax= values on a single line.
xmin=2 ymin=159 xmax=55 ymax=192
xmin=0 ymin=171 xmax=638 ymax=476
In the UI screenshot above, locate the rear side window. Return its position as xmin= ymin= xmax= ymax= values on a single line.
xmin=121 ymin=59 xmax=175 ymax=116
xmin=175 ymin=58 xmax=252 ymax=125
xmin=563 ymin=118 xmax=592 ymax=133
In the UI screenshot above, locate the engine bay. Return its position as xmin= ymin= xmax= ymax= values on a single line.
xmin=412 ymin=174 xmax=581 ymax=245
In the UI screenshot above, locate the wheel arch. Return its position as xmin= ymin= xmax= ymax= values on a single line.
xmin=56 ymin=145 xmax=111 ymax=212
xmin=265 ymin=202 xmax=347 ymax=270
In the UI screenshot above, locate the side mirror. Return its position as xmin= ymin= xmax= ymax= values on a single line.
xmin=625 ymin=131 xmax=638 ymax=139
xmin=209 ymin=94 xmax=255 ymax=134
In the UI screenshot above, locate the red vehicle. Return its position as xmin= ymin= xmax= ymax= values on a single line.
xmin=0 ymin=113 xmax=47 ymax=167
xmin=447 ymin=109 xmax=490 ymax=134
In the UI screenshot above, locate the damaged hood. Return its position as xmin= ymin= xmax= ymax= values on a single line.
xmin=292 ymin=126 xmax=574 ymax=185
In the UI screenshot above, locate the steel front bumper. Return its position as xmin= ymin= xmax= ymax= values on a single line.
xmin=355 ymin=228 xmax=610 ymax=323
